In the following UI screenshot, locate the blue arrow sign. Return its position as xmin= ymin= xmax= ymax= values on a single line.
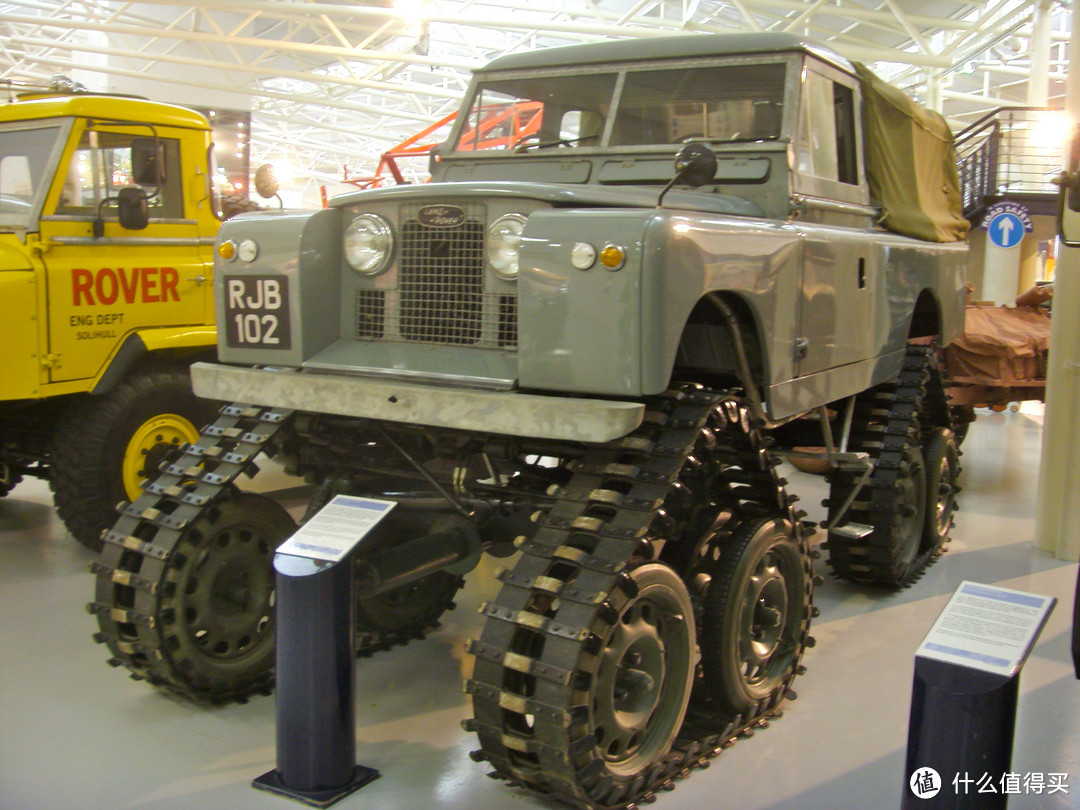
xmin=987 ymin=212 xmax=1025 ymax=249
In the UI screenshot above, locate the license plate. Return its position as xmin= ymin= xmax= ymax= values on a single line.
xmin=223 ymin=275 xmax=292 ymax=350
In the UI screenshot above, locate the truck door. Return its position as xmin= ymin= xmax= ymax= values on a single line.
xmin=796 ymin=226 xmax=875 ymax=375
xmin=790 ymin=63 xmax=878 ymax=377
xmin=38 ymin=124 xmax=209 ymax=384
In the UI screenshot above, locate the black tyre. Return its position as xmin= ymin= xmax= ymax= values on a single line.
xmin=154 ymin=493 xmax=296 ymax=700
xmin=922 ymin=428 xmax=960 ymax=552
xmin=949 ymin=404 xmax=975 ymax=445
xmin=51 ymin=366 xmax=217 ymax=551
xmin=588 ymin=564 xmax=696 ymax=781
xmin=826 ymin=346 xmax=944 ymax=587
xmin=701 ymin=516 xmax=811 ymax=717
xmin=0 ymin=471 xmax=21 ymax=498
xmin=830 ymin=443 xmax=928 ymax=587
xmin=353 ymin=514 xmax=464 ymax=655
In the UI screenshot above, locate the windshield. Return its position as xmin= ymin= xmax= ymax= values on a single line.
xmin=454 ymin=60 xmax=787 ymax=153
xmin=0 ymin=123 xmax=65 ymax=229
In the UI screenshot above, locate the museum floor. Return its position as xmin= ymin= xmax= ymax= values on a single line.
xmin=1 ymin=404 xmax=1077 ymax=810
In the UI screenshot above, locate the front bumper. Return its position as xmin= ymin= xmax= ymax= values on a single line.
xmin=190 ymin=362 xmax=645 ymax=443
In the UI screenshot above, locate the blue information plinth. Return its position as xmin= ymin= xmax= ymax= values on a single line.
xmin=253 ymin=496 xmax=396 ymax=807
xmin=903 ymin=582 xmax=1055 ymax=809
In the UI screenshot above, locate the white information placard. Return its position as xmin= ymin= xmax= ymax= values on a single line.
xmin=916 ymin=581 xmax=1056 ymax=678
xmin=276 ymin=494 xmax=396 ymax=564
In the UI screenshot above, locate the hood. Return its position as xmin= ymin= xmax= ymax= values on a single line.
xmin=330 ymin=180 xmax=765 ymax=219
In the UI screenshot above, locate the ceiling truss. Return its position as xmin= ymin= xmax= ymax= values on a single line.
xmin=0 ymin=0 xmax=1072 ymax=200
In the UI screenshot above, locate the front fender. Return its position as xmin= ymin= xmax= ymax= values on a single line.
xmin=518 ymin=208 xmax=654 ymax=395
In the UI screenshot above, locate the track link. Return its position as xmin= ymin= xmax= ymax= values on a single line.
xmin=825 ymin=345 xmax=952 ymax=587
xmin=465 ymin=385 xmax=815 ymax=810
xmin=87 ymin=403 xmax=292 ymax=702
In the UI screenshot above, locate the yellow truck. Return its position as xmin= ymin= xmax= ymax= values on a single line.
xmin=0 ymin=79 xmax=226 ymax=549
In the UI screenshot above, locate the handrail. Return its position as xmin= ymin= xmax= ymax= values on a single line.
xmin=954 ymin=106 xmax=1065 ymax=220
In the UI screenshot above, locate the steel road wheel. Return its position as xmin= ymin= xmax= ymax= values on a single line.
xmin=158 ymin=493 xmax=296 ymax=694
xmin=591 ymin=563 xmax=696 ymax=777
xmin=703 ymin=516 xmax=809 ymax=717
xmin=891 ymin=444 xmax=928 ymax=575
xmin=922 ymin=428 xmax=960 ymax=550
xmin=121 ymin=412 xmax=202 ymax=501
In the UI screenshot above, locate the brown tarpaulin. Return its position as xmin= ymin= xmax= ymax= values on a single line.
xmin=854 ymin=63 xmax=970 ymax=243
xmin=945 ymin=305 xmax=1051 ymax=382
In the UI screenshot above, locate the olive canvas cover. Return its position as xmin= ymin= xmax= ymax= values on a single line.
xmin=854 ymin=63 xmax=969 ymax=243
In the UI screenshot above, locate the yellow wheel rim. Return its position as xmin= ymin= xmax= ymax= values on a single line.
xmin=121 ymin=413 xmax=201 ymax=501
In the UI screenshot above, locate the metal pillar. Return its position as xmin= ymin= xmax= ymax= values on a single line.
xmin=903 ymin=660 xmax=1017 ymax=809
xmin=253 ymin=553 xmax=379 ymax=807
xmin=1028 ymin=0 xmax=1053 ymax=108
xmin=1035 ymin=7 xmax=1080 ymax=562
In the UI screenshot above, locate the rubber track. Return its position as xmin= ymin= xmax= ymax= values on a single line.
xmin=826 ymin=345 xmax=949 ymax=586
xmin=86 ymin=403 xmax=292 ymax=702
xmin=464 ymin=385 xmax=815 ymax=810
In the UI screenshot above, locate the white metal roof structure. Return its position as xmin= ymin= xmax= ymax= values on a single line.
xmin=0 ymin=0 xmax=1072 ymax=201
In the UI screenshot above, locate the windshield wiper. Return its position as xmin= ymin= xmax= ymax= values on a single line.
xmin=514 ymin=134 xmax=599 ymax=152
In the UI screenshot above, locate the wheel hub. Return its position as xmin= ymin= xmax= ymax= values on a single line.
xmin=181 ymin=525 xmax=275 ymax=660
xmin=933 ymin=456 xmax=954 ymax=533
xmin=742 ymin=553 xmax=788 ymax=677
xmin=122 ymin=413 xmax=201 ymax=501
xmin=591 ymin=565 xmax=695 ymax=774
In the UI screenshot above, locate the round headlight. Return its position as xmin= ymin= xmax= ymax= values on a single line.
xmin=345 ymin=214 xmax=393 ymax=275
xmin=487 ymin=213 xmax=527 ymax=280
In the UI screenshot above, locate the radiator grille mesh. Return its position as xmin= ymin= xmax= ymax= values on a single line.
xmin=351 ymin=201 xmax=517 ymax=349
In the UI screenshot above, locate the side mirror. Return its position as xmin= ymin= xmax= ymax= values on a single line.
xmin=253 ymin=163 xmax=283 ymax=210
xmin=254 ymin=164 xmax=280 ymax=199
xmin=92 ymin=186 xmax=149 ymax=237
xmin=117 ymin=187 xmax=149 ymax=230
xmin=658 ymin=143 xmax=718 ymax=206
xmin=674 ymin=142 xmax=719 ymax=187
xmin=131 ymin=138 xmax=166 ymax=186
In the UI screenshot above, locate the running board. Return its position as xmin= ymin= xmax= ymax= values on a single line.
xmin=829 ymin=522 xmax=875 ymax=540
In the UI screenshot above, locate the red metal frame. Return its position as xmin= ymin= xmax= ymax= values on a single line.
xmin=342 ymin=102 xmax=543 ymax=189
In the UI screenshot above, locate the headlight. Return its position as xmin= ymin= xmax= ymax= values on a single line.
xmin=345 ymin=213 xmax=393 ymax=275
xmin=487 ymin=213 xmax=526 ymax=280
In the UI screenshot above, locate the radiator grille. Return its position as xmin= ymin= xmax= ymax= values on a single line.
xmin=352 ymin=201 xmax=518 ymax=349
xmin=355 ymin=290 xmax=385 ymax=339
xmin=400 ymin=216 xmax=485 ymax=345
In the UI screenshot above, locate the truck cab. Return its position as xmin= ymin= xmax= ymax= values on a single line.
xmin=0 ymin=81 xmax=225 ymax=547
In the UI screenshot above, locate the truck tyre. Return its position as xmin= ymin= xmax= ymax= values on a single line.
xmin=922 ymin=428 xmax=960 ymax=551
xmin=0 ymin=471 xmax=21 ymax=498
xmin=826 ymin=346 xmax=947 ymax=587
xmin=701 ymin=516 xmax=811 ymax=717
xmin=353 ymin=520 xmax=465 ymax=656
xmin=153 ymin=492 xmax=294 ymax=700
xmin=467 ymin=388 xmax=814 ymax=808
xmin=582 ymin=564 xmax=696 ymax=788
xmin=51 ymin=366 xmax=217 ymax=551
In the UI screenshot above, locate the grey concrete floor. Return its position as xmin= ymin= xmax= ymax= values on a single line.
xmin=0 ymin=405 xmax=1076 ymax=810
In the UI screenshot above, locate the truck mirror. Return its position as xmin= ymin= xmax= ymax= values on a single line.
xmin=254 ymin=164 xmax=280 ymax=199
xmin=116 ymin=186 xmax=149 ymax=230
xmin=674 ymin=142 xmax=718 ymax=187
xmin=658 ymin=143 xmax=718 ymax=206
xmin=131 ymin=138 xmax=166 ymax=187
